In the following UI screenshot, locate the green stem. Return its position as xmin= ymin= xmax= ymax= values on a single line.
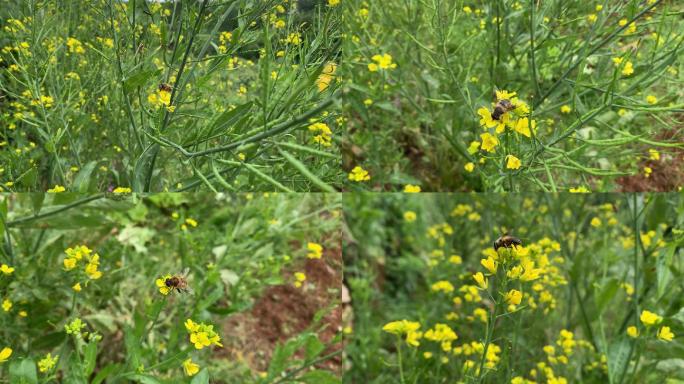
xmin=140 ymin=296 xmax=168 ymax=346
xmin=6 ymin=194 xmax=105 ymax=227
xmin=396 ymin=339 xmax=406 ymax=384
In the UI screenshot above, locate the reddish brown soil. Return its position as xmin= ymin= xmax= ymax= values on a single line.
xmin=616 ymin=129 xmax=684 ymax=191
xmin=218 ymin=242 xmax=342 ymax=374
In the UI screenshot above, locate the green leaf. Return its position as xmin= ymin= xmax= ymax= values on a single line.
xmin=304 ymin=334 xmax=325 ymax=361
xmin=122 ymin=374 xmax=162 ymax=384
xmin=279 ymin=149 xmax=336 ymax=192
xmin=656 ymin=245 xmax=675 ymax=300
xmin=190 ymin=369 xmax=210 ymax=384
xmin=17 ymin=167 xmax=38 ymax=189
xmin=9 ymin=358 xmax=38 ymax=384
xmin=72 ymin=161 xmax=98 ymax=193
xmin=595 ymin=278 xmax=619 ymax=314
xmin=268 ymin=339 xmax=300 ymax=378
xmin=208 ymin=101 xmax=253 ymax=133
xmin=30 ymin=331 xmax=66 ymax=350
xmin=91 ymin=363 xmax=121 ymax=384
xmin=133 ymin=144 xmax=160 ymax=192
xmin=123 ymin=68 xmax=162 ymax=93
xmin=608 ymin=338 xmax=631 ymax=383
xmin=298 ymin=370 xmax=341 ymax=384
xmin=83 ymin=340 xmax=99 ymax=377
xmin=30 ymin=193 xmax=44 ymax=214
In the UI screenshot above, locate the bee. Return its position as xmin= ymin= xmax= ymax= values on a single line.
xmin=491 ymin=99 xmax=515 ymax=121
xmin=165 ymin=269 xmax=190 ymax=293
xmin=158 ymin=83 xmax=172 ymax=93
xmin=494 ymin=233 xmax=522 ymax=251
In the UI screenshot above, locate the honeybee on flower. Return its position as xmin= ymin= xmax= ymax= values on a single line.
xmin=476 ymin=90 xmax=536 ymax=148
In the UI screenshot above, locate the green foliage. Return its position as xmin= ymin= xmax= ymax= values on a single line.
xmin=341 ymin=0 xmax=684 ymax=192
xmin=0 ymin=193 xmax=342 ymax=383
xmin=343 ymin=193 xmax=684 ymax=383
xmin=0 ymin=0 xmax=341 ymax=192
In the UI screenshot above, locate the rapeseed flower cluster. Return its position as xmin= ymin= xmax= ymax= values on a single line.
xmin=185 ymin=319 xmax=223 ymax=350
xmin=348 ymin=166 xmax=370 ymax=182
xmin=382 ymin=319 xmax=422 ymax=347
xmin=307 ymin=242 xmax=323 ymax=259
xmin=308 ymin=122 xmax=333 ymax=146
xmin=63 ymin=245 xmax=103 ymax=280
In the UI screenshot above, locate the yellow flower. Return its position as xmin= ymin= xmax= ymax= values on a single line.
xmin=0 ymin=347 xmax=12 ymax=363
xmin=495 ymin=90 xmax=517 ymax=100
xmin=431 ymin=280 xmax=454 ymax=293
xmin=370 ymin=54 xmax=396 ymax=70
xmin=185 ymin=319 xmax=200 ymax=333
xmin=112 ymin=187 xmax=132 ymax=194
xmin=627 ymin=326 xmax=639 ymax=338
xmin=560 ymin=105 xmax=572 ymax=114
xmin=38 ymin=353 xmax=59 ymax=372
xmin=183 ymin=358 xmax=200 ymax=376
xmin=0 ymin=264 xmax=14 ymax=275
xmin=405 ymin=330 xmax=422 ymax=347
xmin=383 ymin=320 xmax=422 ymax=345
xmin=649 ymin=149 xmax=660 ymax=161
xmin=63 ymin=257 xmax=77 ymax=270
xmin=156 ymin=275 xmax=172 ymax=295
xmin=590 ymin=217 xmax=601 ymax=227
xmin=294 ymin=272 xmax=306 ymax=288
xmin=519 ymin=261 xmax=542 ymax=282
xmin=513 ymin=117 xmax=534 ymax=138
xmin=185 ymin=218 xmax=198 ymax=227
xmin=464 ymin=162 xmax=475 ymax=172
xmin=285 ymin=32 xmax=301 ymax=45
xmin=473 ymin=272 xmax=488 ymax=289
xmin=316 ymin=62 xmax=337 ymax=92
xmin=382 ymin=319 xmax=421 ymax=335
xmin=404 ymin=211 xmax=417 ymax=222
xmin=622 ymin=61 xmax=634 ymax=76
xmin=186 ymin=319 xmax=222 ymax=349
xmin=307 ymin=242 xmax=323 ymax=259
xmin=505 ymin=289 xmax=523 ymax=306
xmin=477 ymin=107 xmax=508 ymax=133
xmin=65 ymin=318 xmax=86 ymax=336
xmin=72 ymin=283 xmax=82 ymax=292
xmin=640 ymin=310 xmax=662 ymax=326
xmin=480 ymin=133 xmax=499 ymax=153
xmin=47 ymin=185 xmax=66 ymax=193
xmin=404 ymin=184 xmax=421 ymax=193
xmin=85 ymin=255 xmax=103 ymax=280
xmin=569 ymin=186 xmax=590 ymax=193
xmin=2 ymin=299 xmax=12 ymax=312
xmin=348 ymin=166 xmax=370 ymax=182
xmin=646 ymin=95 xmax=657 ymax=105
xmin=657 ymin=326 xmax=674 ymax=342
xmin=327 ymin=0 xmax=340 ymax=6
xmin=644 ymin=166 xmax=652 ymax=178
xmin=506 ymin=155 xmax=521 ymax=170
xmin=481 ymin=257 xmax=497 ymax=274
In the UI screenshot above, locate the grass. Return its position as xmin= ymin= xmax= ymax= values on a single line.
xmin=0 ymin=192 xmax=342 ymax=383
xmin=343 ymin=193 xmax=684 ymax=383
xmin=341 ymin=0 xmax=684 ymax=192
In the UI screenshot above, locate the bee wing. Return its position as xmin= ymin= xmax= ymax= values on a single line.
xmin=180 ymin=267 xmax=190 ymax=278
